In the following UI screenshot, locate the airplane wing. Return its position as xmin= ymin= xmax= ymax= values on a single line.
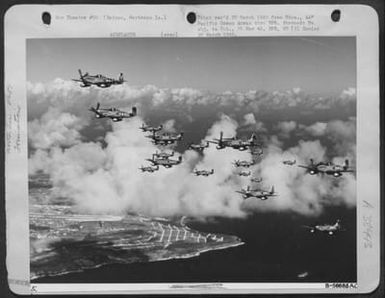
xmin=342 ymin=169 xmax=355 ymax=173
xmin=72 ymin=79 xmax=83 ymax=82
xmin=301 ymin=225 xmax=314 ymax=230
xmin=89 ymin=108 xmax=105 ymax=118
xmin=297 ymin=165 xmax=310 ymax=169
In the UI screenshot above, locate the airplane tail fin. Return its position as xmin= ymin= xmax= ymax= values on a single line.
xmin=271 ymin=186 xmax=275 ymax=194
xmin=211 ymin=169 xmax=214 ymax=174
xmin=310 ymin=158 xmax=314 ymax=166
xmin=90 ymin=102 xmax=100 ymax=111
xmin=220 ymin=131 xmax=223 ymax=141
xmin=78 ymin=69 xmax=83 ymax=78
xmin=131 ymin=107 xmax=137 ymax=116
xmin=344 ymin=159 xmax=349 ymax=170
xmin=119 ymin=73 xmax=124 ymax=82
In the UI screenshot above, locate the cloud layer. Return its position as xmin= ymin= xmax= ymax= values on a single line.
xmin=28 ymin=80 xmax=356 ymax=218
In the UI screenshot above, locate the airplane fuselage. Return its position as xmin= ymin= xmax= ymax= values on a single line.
xmin=154 ymin=152 xmax=174 ymax=159
xmin=238 ymin=171 xmax=251 ymax=176
xmin=140 ymin=167 xmax=158 ymax=173
xmin=251 ymin=178 xmax=263 ymax=183
xmin=151 ymin=133 xmax=183 ymax=145
xmin=240 ymin=190 xmax=272 ymax=200
xmin=299 ymin=160 xmax=353 ymax=177
xmin=141 ymin=126 xmax=162 ymax=133
xmin=75 ymin=73 xmax=124 ymax=88
xmin=194 ymin=170 xmax=214 ymax=176
xmin=93 ymin=107 xmax=135 ymax=122
xmin=148 ymin=157 xmax=181 ymax=168
xmin=234 ymin=161 xmax=255 ymax=167
xmin=311 ymin=223 xmax=341 ymax=235
xmin=189 ymin=144 xmax=208 ymax=151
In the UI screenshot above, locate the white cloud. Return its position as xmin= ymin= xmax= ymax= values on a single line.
xmin=162 ymin=119 xmax=176 ymax=133
xmin=243 ymin=113 xmax=256 ymax=125
xmin=27 ymin=80 xmax=356 ymax=219
xmin=28 ymin=108 xmax=87 ymax=150
xmin=275 ymin=121 xmax=297 ymax=138
xmin=340 ymin=87 xmax=356 ymax=99
xmin=30 ymin=115 xmax=247 ymax=218
xmin=303 ymin=122 xmax=327 ymax=137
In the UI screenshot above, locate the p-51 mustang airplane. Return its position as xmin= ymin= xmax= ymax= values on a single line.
xmin=140 ymin=123 xmax=163 ymax=133
xmin=251 ymin=147 xmax=263 ymax=157
xmin=89 ymin=103 xmax=137 ymax=122
xmin=250 ymin=177 xmax=263 ymax=183
xmin=73 ymin=69 xmax=125 ymax=88
xmin=283 ymin=159 xmax=296 ymax=165
xmin=139 ymin=165 xmax=159 ymax=173
xmin=302 ymin=219 xmax=344 ymax=235
xmin=237 ymin=170 xmax=251 ymax=177
xmin=236 ymin=185 xmax=277 ymax=200
xmin=233 ymin=160 xmax=256 ymax=168
xmin=188 ymin=141 xmax=210 ymax=151
xmin=146 ymin=155 xmax=182 ymax=168
xmin=193 ymin=169 xmax=214 ymax=176
xmin=147 ymin=131 xmax=184 ymax=145
xmin=209 ymin=131 xmax=259 ymax=151
xmin=298 ymin=159 xmax=354 ymax=177
xmin=153 ymin=151 xmax=174 ymax=159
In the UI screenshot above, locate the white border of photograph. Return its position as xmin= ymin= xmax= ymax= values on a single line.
xmin=4 ymin=4 xmax=380 ymax=295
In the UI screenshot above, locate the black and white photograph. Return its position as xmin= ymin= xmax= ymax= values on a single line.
xmin=27 ymin=37 xmax=358 ymax=283
xmin=4 ymin=4 xmax=381 ymax=295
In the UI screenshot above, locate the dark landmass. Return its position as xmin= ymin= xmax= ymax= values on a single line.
xmin=30 ymin=204 xmax=243 ymax=280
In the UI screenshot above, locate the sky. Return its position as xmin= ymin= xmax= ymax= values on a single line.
xmin=27 ymin=37 xmax=356 ymax=95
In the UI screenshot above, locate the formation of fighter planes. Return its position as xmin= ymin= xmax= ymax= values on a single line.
xmin=78 ymin=70 xmax=353 ymax=236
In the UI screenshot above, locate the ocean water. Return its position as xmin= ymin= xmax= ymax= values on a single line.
xmin=34 ymin=206 xmax=356 ymax=283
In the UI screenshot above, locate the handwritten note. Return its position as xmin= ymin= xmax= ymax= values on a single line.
xmin=362 ymin=200 xmax=374 ymax=249
xmin=5 ymin=84 xmax=22 ymax=154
